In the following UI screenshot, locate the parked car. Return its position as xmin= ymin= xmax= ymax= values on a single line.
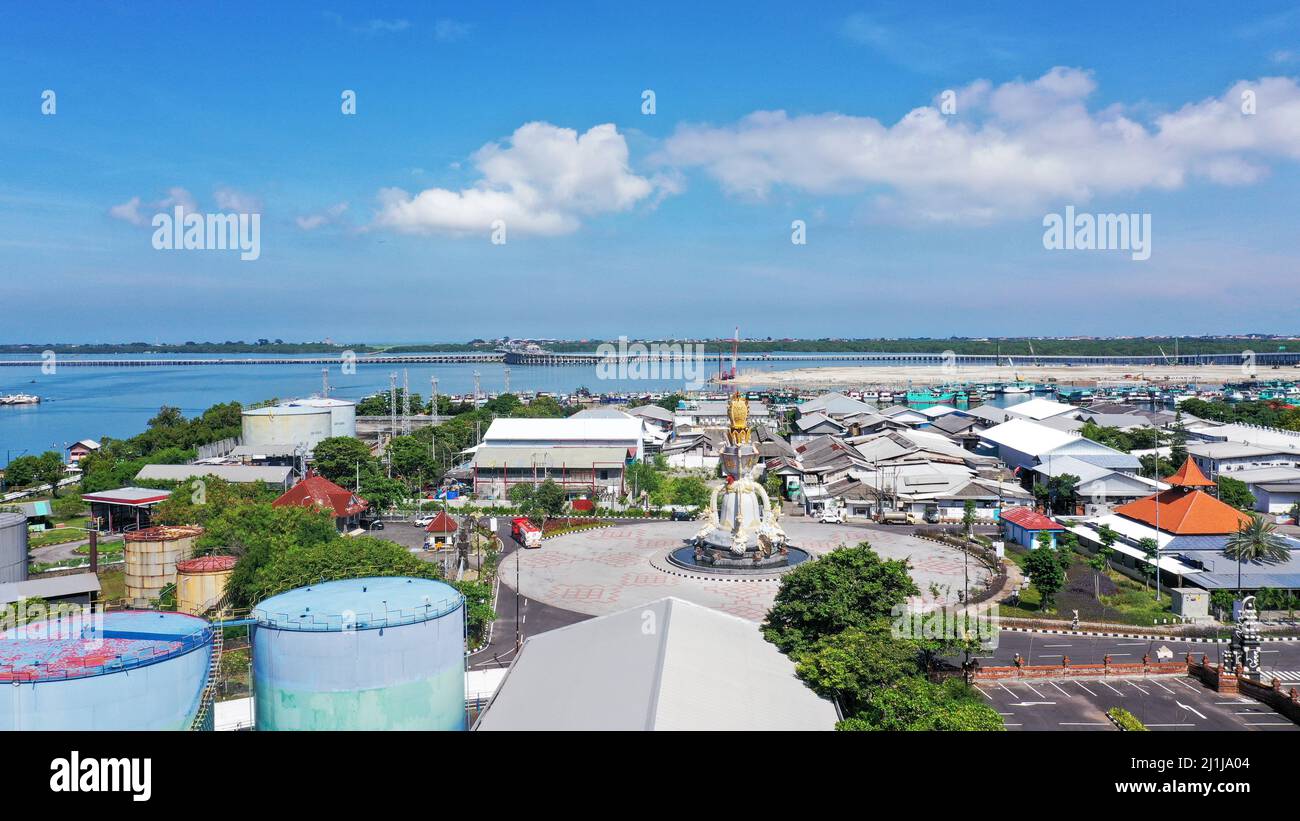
xmin=670 ymin=508 xmax=695 ymax=521
xmin=412 ymin=514 xmax=436 ymax=528
xmin=362 ymin=517 xmax=385 ymax=531
xmin=817 ymin=508 xmax=844 ymax=524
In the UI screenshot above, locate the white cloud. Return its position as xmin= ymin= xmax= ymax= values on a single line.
xmin=434 ymin=19 xmax=471 ymax=42
xmin=109 ymin=186 xmax=262 ymax=227
xmin=107 ymin=196 xmax=146 ymax=226
xmin=324 ymin=12 xmax=410 ymax=35
xmin=214 ymin=187 xmax=262 ymax=212
xmin=371 ymin=122 xmax=658 ymax=236
xmin=296 ymin=202 xmax=349 ymax=231
xmin=158 ymin=186 xmax=198 ymax=214
xmin=659 ymin=69 xmax=1300 ymax=223
xmin=109 ymin=186 xmax=198 ymax=225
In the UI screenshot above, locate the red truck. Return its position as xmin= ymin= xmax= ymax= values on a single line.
xmin=511 ymin=517 xmax=542 ymax=548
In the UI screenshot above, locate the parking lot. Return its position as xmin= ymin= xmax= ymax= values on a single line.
xmin=975 ymin=675 xmax=1300 ymax=732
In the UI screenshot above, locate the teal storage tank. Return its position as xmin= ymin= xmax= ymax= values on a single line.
xmin=0 ymin=610 xmax=212 ymax=730
xmin=252 ymin=577 xmax=466 ymax=730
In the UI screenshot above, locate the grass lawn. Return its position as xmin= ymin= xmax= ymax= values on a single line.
xmin=1004 ymin=548 xmax=1177 ymax=626
xmin=97 ymin=568 xmax=125 ymax=602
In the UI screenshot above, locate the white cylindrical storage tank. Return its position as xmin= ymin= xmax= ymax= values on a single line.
xmin=252 ymin=577 xmax=466 ymax=731
xmin=123 ymin=525 xmax=203 ymax=608
xmin=176 ymin=554 xmax=237 ymax=615
xmin=291 ymin=398 xmax=357 ymax=438
xmin=241 ymin=404 xmax=333 ymax=449
xmin=0 ymin=511 xmax=28 ymax=584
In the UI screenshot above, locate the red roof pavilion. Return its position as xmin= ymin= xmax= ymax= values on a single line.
xmin=273 ymin=473 xmax=368 ymax=518
xmin=1163 ymin=457 xmax=1216 ymax=488
xmin=424 ymin=511 xmax=459 ymax=534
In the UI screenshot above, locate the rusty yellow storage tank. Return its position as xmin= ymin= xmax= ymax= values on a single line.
xmin=124 ymin=526 xmax=203 ymax=608
xmin=175 ymin=554 xmax=237 ymax=615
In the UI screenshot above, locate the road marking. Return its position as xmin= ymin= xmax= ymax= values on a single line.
xmin=1108 ymin=652 xmax=1133 ymax=657
xmin=1116 ymin=642 xmax=1145 ymax=646
xmin=1126 ymin=680 xmax=1150 ymax=695
xmin=1010 ymin=701 xmax=1056 ymax=707
xmin=1177 ymin=701 xmax=1207 ymax=720
xmin=1075 ymin=681 xmax=1098 ymax=697
xmin=997 ymin=712 xmax=1016 ymax=716
xmin=1037 ymin=654 xmax=1063 ymax=659
xmin=1023 ymin=683 xmax=1046 ymax=698
xmin=1004 ymin=723 xmax=1023 ymax=727
xmin=975 ymin=686 xmax=993 ymax=700
xmin=1173 ymin=679 xmax=1201 ymax=692
xmin=1244 ymin=722 xmax=1295 ymax=726
xmin=1146 ymin=723 xmax=1196 ymax=727
xmin=998 ymin=682 xmax=1018 ymax=697
xmin=1263 ymin=669 xmax=1300 ymax=682
xmin=1101 ymin=681 xmax=1125 ymax=696
xmin=1043 ymin=644 xmax=1072 ymax=647
xmin=1149 ymin=679 xmax=1175 ymax=694
xmin=1050 ymin=681 xmax=1072 ymax=698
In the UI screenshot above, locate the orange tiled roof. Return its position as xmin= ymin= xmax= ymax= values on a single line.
xmin=1163 ymin=457 xmax=1216 ymax=488
xmin=273 ymin=474 xmax=368 ymax=518
xmin=1114 ymin=488 xmax=1252 ymax=535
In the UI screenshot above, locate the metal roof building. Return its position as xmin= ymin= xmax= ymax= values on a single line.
xmin=135 ymin=463 xmax=294 ymax=488
xmin=474 ymin=597 xmax=838 ymax=731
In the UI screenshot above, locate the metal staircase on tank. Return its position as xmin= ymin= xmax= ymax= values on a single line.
xmin=189 ymin=594 xmax=232 ymax=731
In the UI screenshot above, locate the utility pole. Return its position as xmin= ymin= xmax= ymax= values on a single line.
xmin=504 ymin=366 xmax=511 ymax=395
xmin=473 ymin=370 xmax=482 ymax=404
xmin=403 ymin=369 xmax=412 ymax=435
xmin=430 ymin=375 xmax=439 ymax=417
xmin=321 ymin=368 xmax=330 ymax=398
xmin=388 ymin=372 xmax=398 ymax=442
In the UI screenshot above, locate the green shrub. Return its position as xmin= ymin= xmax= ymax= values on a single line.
xmin=1107 ymin=707 xmax=1148 ymax=731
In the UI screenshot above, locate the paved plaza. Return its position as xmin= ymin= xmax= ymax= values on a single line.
xmin=498 ymin=520 xmax=990 ymax=622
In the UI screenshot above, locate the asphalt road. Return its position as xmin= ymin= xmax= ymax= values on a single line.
xmin=468 ymin=518 xmax=591 ymax=670
xmin=977 ymin=675 xmax=1299 ymax=732
xmin=373 ymin=514 xmax=592 ymax=670
xmin=373 ymin=517 xmax=1300 ymax=730
xmin=982 ymin=631 xmax=1300 ymax=686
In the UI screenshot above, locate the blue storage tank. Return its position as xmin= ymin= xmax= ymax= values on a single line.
xmin=252 ymin=577 xmax=466 ymax=730
xmin=0 ymin=610 xmax=212 ymax=730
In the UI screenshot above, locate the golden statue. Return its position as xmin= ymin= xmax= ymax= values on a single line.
xmin=727 ymin=391 xmax=751 ymax=446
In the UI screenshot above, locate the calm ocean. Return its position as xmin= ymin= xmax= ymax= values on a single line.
xmin=1 ymin=353 xmax=950 ymax=463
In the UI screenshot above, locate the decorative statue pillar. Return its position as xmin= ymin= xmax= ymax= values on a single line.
xmin=690 ymin=391 xmax=791 ymax=568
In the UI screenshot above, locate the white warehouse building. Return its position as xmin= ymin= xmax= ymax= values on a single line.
xmin=469 ymin=417 xmax=644 ymax=502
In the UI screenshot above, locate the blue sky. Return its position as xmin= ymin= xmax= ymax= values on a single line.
xmin=3 ymin=1 xmax=1300 ymax=342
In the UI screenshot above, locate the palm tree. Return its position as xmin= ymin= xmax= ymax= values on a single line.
xmin=1224 ymin=515 xmax=1292 ymax=600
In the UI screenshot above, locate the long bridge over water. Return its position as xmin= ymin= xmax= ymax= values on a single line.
xmin=1 ymin=351 xmax=1297 ymax=368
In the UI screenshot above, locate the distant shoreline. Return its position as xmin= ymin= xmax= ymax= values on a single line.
xmin=725 ymin=362 xmax=1300 ymax=389
xmin=2 ymin=336 xmax=1297 ymax=358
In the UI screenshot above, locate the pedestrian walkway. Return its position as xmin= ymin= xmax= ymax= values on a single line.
xmin=1262 ymin=668 xmax=1300 ymax=683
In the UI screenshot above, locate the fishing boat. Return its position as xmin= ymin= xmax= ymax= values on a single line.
xmin=0 ymin=393 xmax=40 ymax=405
xmin=906 ymin=389 xmax=955 ymax=404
